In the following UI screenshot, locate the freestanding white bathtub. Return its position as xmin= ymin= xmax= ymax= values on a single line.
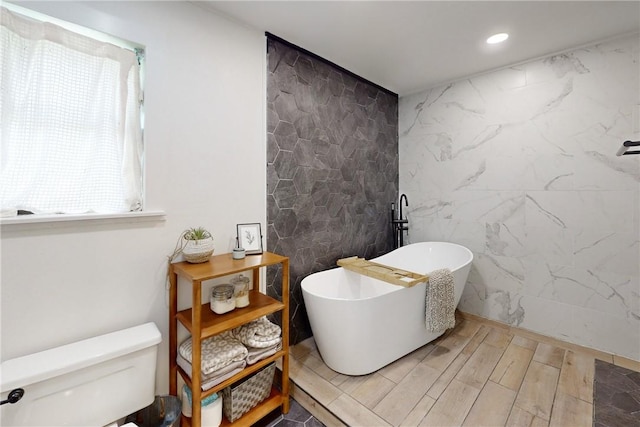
xmin=301 ymin=241 xmax=473 ymax=375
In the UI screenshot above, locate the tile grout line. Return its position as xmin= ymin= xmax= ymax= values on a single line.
xmin=568 ymin=356 xmax=596 ymax=406
xmin=503 ymin=340 xmax=540 ymax=425
xmin=367 ymin=330 xmax=458 ymax=425
xmin=289 ymin=347 xmax=349 ymax=426
xmin=290 ymin=376 xmax=351 ymax=426
xmin=416 ymin=322 xmax=487 ymax=425
xmin=392 ymin=343 xmax=444 ymax=426
xmin=458 ymin=326 xmax=516 ymax=426
xmin=546 ymin=347 xmax=568 ymax=425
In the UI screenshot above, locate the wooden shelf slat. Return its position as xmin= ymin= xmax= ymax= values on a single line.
xmin=177 ymin=350 xmax=287 ymax=396
xmin=176 ymin=292 xmax=285 ymax=338
xmin=172 ymin=252 xmax=287 ymax=282
xmin=181 ymin=387 xmax=284 ymax=427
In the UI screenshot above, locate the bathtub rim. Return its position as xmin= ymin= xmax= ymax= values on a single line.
xmin=374 ymin=240 xmax=474 ymax=272
xmin=300 ymin=241 xmax=474 ymax=302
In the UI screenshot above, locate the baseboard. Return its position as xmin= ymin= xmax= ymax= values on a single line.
xmin=457 ymin=310 xmax=640 ymax=372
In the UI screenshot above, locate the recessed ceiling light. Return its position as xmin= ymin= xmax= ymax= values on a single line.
xmin=486 ymin=33 xmax=509 ymax=44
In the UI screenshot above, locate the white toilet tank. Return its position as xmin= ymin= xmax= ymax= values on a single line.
xmin=0 ymin=322 xmax=161 ymax=426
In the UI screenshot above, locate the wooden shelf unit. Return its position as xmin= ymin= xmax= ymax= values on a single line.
xmin=169 ymin=252 xmax=290 ymax=427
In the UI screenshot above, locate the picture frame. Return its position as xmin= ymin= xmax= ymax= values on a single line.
xmin=236 ymin=223 xmax=263 ymax=255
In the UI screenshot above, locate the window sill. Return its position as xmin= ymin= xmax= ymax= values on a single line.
xmin=0 ymin=210 xmax=166 ymax=227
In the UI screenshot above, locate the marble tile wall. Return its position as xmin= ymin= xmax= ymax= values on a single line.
xmin=266 ymin=38 xmax=399 ymax=344
xmin=399 ymin=35 xmax=640 ymax=360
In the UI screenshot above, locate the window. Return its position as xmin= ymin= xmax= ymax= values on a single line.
xmin=1 ymin=5 xmax=144 ymax=215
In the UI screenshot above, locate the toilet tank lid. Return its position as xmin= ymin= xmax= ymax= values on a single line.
xmin=1 ymin=322 xmax=161 ymax=392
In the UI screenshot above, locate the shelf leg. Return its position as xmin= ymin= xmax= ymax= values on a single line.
xmin=281 ymin=258 xmax=290 ymax=414
xmin=169 ymin=267 xmax=178 ymax=395
xmin=192 ymin=280 xmax=202 ymax=427
xmin=252 ymin=267 xmax=259 ymax=291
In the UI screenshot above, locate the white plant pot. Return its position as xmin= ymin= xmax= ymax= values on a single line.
xmin=183 ymin=237 xmax=214 ymax=263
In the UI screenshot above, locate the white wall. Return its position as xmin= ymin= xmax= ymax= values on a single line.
xmin=1 ymin=1 xmax=266 ymax=394
xmin=399 ymin=35 xmax=640 ymax=360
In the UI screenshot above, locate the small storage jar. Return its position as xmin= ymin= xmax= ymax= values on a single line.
xmin=210 ymin=284 xmax=235 ymax=314
xmin=231 ymin=274 xmax=250 ymax=308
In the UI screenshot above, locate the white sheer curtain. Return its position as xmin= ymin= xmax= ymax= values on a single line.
xmin=0 ymin=7 xmax=143 ymax=214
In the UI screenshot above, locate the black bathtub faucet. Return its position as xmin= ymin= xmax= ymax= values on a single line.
xmin=391 ymin=194 xmax=409 ymax=249
xmin=399 ymin=194 xmax=408 ymax=220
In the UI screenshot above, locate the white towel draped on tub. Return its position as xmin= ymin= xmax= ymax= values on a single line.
xmin=425 ymin=268 xmax=456 ymax=332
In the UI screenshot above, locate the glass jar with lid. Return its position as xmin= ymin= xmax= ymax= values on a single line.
xmin=231 ymin=274 xmax=250 ymax=308
xmin=210 ymin=284 xmax=235 ymax=314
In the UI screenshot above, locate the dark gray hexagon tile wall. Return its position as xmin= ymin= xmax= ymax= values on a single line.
xmin=265 ymin=38 xmax=399 ymax=345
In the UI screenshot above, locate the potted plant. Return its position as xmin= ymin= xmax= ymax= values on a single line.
xmin=181 ymin=227 xmax=214 ymax=263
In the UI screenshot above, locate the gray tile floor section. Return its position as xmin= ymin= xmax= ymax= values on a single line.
xmin=594 ymin=359 xmax=640 ymax=427
xmin=265 ymin=398 xmax=325 ymax=427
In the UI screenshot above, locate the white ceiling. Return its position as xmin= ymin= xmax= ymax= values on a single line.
xmin=199 ymin=1 xmax=640 ymax=96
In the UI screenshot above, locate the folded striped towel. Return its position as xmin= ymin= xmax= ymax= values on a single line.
xmin=246 ymin=341 xmax=282 ymax=365
xmin=176 ymin=354 xmax=246 ymax=391
xmin=176 ymin=354 xmax=246 ymax=381
xmin=233 ymin=316 xmax=281 ymax=348
xmin=425 ymin=268 xmax=456 ymax=332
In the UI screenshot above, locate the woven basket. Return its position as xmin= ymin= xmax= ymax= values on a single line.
xmin=183 ymin=237 xmax=214 ymax=263
xmin=222 ymin=363 xmax=275 ymax=422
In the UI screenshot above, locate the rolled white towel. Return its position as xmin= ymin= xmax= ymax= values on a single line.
xmin=233 ymin=316 xmax=281 ymax=348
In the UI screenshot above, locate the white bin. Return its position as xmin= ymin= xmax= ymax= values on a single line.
xmin=182 ymin=385 xmax=222 ymax=427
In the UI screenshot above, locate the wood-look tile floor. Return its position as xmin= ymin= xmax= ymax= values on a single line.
xmin=287 ymin=314 xmax=640 ymax=427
